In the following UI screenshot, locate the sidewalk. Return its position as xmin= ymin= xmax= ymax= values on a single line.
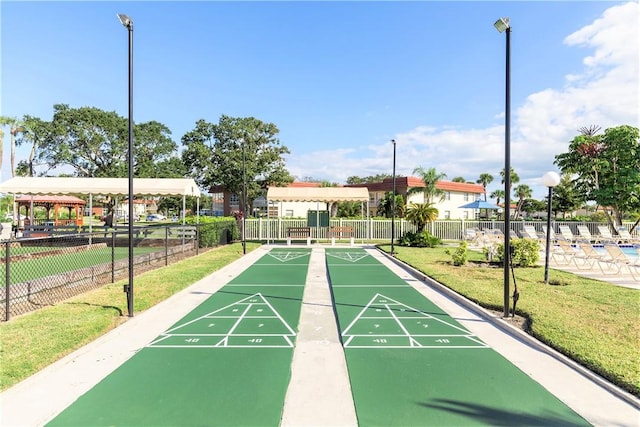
xmin=1 ymin=245 xmax=638 ymax=426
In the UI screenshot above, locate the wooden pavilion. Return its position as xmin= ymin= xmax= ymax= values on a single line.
xmin=15 ymin=195 xmax=86 ymax=226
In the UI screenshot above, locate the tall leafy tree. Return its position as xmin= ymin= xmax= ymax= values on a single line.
xmin=551 ymin=174 xmax=584 ymax=218
xmin=409 ymin=166 xmax=447 ymax=204
xmin=15 ymin=115 xmax=52 ymax=176
xmin=39 ymin=104 xmax=178 ymax=178
xmin=476 ymin=173 xmax=494 ymax=201
xmin=346 ymin=174 xmax=392 ymax=184
xmin=40 ymin=104 xmax=128 ymax=177
xmin=181 ymin=115 xmax=293 ymax=212
xmin=555 ymin=125 xmax=640 ymax=227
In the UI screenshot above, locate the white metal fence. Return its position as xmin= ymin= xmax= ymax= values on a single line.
xmin=242 ymin=218 xmax=640 ymax=242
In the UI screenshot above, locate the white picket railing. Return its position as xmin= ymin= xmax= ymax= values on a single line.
xmin=242 ymin=218 xmax=640 ymax=242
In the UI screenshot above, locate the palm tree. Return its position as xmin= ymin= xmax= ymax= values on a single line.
xmin=499 ymin=167 xmax=519 ymax=191
xmin=513 ymin=184 xmax=532 ymax=220
xmin=490 ymin=189 xmax=505 ymax=206
xmin=0 ymin=116 xmax=24 ymax=178
xmin=476 ymin=173 xmax=494 ymax=201
xmin=409 ymin=166 xmax=447 ymax=204
xmin=405 ymin=202 xmax=438 ymax=233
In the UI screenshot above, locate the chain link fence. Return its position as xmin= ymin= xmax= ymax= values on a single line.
xmin=1 ymin=222 xmax=236 ymax=321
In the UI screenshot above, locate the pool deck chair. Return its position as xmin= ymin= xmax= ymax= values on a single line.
xmin=558 ymin=225 xmax=578 ymax=243
xmin=596 ymin=225 xmax=618 ymax=244
xmin=543 ymin=225 xmax=566 ymax=243
xmin=576 ymin=242 xmax=606 ymax=271
xmin=522 ymin=225 xmax=541 ymax=240
xmin=616 ymin=227 xmax=640 ymax=244
xmin=577 ymin=225 xmax=598 ymax=243
xmin=601 ymin=244 xmax=640 ymax=281
xmin=550 ymin=240 xmax=578 ymax=265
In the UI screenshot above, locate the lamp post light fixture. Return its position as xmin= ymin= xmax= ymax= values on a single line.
xmin=494 ymin=16 xmax=511 ymax=317
xmin=391 ymin=139 xmax=396 ymax=256
xmin=117 ymin=13 xmax=135 ymax=317
xmin=542 ymin=171 xmax=561 ymax=284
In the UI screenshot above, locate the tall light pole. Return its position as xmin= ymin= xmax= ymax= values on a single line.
xmin=117 ymin=13 xmax=134 ymax=317
xmin=494 ymin=17 xmax=511 ymax=317
xmin=391 ymin=139 xmax=396 ymax=256
xmin=542 ymin=171 xmax=560 ymax=284
xmin=242 ymin=139 xmax=247 ymax=255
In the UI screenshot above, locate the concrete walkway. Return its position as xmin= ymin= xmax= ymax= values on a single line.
xmin=1 ymin=245 xmax=638 ymax=426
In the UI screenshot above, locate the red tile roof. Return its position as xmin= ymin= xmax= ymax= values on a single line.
xmin=345 ymin=177 xmax=484 ymax=194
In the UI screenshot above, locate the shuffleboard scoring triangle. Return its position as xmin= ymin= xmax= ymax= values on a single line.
xmin=341 ymin=293 xmax=489 ymax=349
xmin=148 ymin=293 xmax=297 ymax=348
xmin=326 ymin=251 xmax=370 ymax=263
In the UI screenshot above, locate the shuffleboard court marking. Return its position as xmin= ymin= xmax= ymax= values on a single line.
xmin=326 ymin=251 xmax=371 ymax=263
xmin=267 ymin=250 xmax=312 ymax=262
xmin=342 ymin=293 xmax=489 ymax=349
xmin=147 ymin=293 xmax=297 ymax=348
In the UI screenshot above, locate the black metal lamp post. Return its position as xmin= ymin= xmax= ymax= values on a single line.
xmin=391 ymin=139 xmax=396 ymax=256
xmin=494 ymin=16 xmax=511 ymax=317
xmin=242 ymin=139 xmax=247 ymax=255
xmin=542 ymin=171 xmax=560 ymax=284
xmin=117 ymin=13 xmax=134 ymax=317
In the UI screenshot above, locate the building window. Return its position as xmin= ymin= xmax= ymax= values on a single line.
xmin=285 ymin=210 xmax=294 ymax=217
xmin=445 ymin=192 xmax=451 ymax=200
xmin=463 ymin=211 xmax=469 ymax=219
xmin=444 ymin=210 xmax=451 ymax=219
xmin=464 ymin=193 xmax=470 ymax=201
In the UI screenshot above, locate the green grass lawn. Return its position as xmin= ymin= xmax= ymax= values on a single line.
xmin=380 ymin=244 xmax=640 ymax=397
xmin=2 ymin=246 xmax=161 ymax=284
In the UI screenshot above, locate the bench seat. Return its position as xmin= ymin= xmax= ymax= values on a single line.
xmin=327 ymin=226 xmax=355 ymax=246
xmin=287 ymin=227 xmax=311 ymax=246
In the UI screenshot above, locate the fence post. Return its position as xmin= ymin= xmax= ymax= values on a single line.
xmin=4 ymin=241 xmax=10 ymax=321
xmin=111 ymin=231 xmax=116 ymax=283
xmin=165 ymin=226 xmax=169 ymax=266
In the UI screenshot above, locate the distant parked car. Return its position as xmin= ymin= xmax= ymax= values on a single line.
xmin=146 ymin=214 xmax=166 ymax=222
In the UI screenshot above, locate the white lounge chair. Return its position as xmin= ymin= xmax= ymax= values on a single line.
xmin=596 ymin=225 xmax=618 ymax=244
xmin=617 ymin=227 xmax=640 ymax=244
xmin=558 ymin=225 xmax=578 ymax=242
xmin=602 ymin=244 xmax=640 ymax=280
xmin=577 ymin=225 xmax=597 ymax=243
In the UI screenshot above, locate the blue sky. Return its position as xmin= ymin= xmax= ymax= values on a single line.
xmin=1 ymin=1 xmax=638 ymax=200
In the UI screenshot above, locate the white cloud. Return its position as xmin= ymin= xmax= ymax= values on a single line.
xmin=286 ymin=2 xmax=639 ymax=199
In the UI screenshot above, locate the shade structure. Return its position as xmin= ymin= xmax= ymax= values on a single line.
xmin=459 ymin=200 xmax=501 ymax=209
xmin=0 ymin=177 xmax=201 ymax=197
xmin=267 ymin=187 xmax=369 ymax=203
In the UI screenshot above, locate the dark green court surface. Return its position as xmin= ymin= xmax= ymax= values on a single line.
xmin=47 ymin=249 xmax=311 ymax=427
xmin=326 ymin=248 xmax=590 ymax=427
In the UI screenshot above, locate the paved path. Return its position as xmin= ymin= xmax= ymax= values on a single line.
xmin=1 ymin=245 xmax=638 ymax=426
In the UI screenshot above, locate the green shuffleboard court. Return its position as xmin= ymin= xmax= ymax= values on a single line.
xmin=325 ymin=248 xmax=589 ymax=427
xmin=47 ymin=248 xmax=311 ymax=427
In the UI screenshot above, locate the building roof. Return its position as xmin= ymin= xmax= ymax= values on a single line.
xmin=15 ymin=195 xmax=86 ymax=205
xmin=267 ymin=187 xmax=369 ymax=202
xmin=0 ymin=177 xmax=201 ymax=197
xmin=345 ymin=177 xmax=484 ymax=194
